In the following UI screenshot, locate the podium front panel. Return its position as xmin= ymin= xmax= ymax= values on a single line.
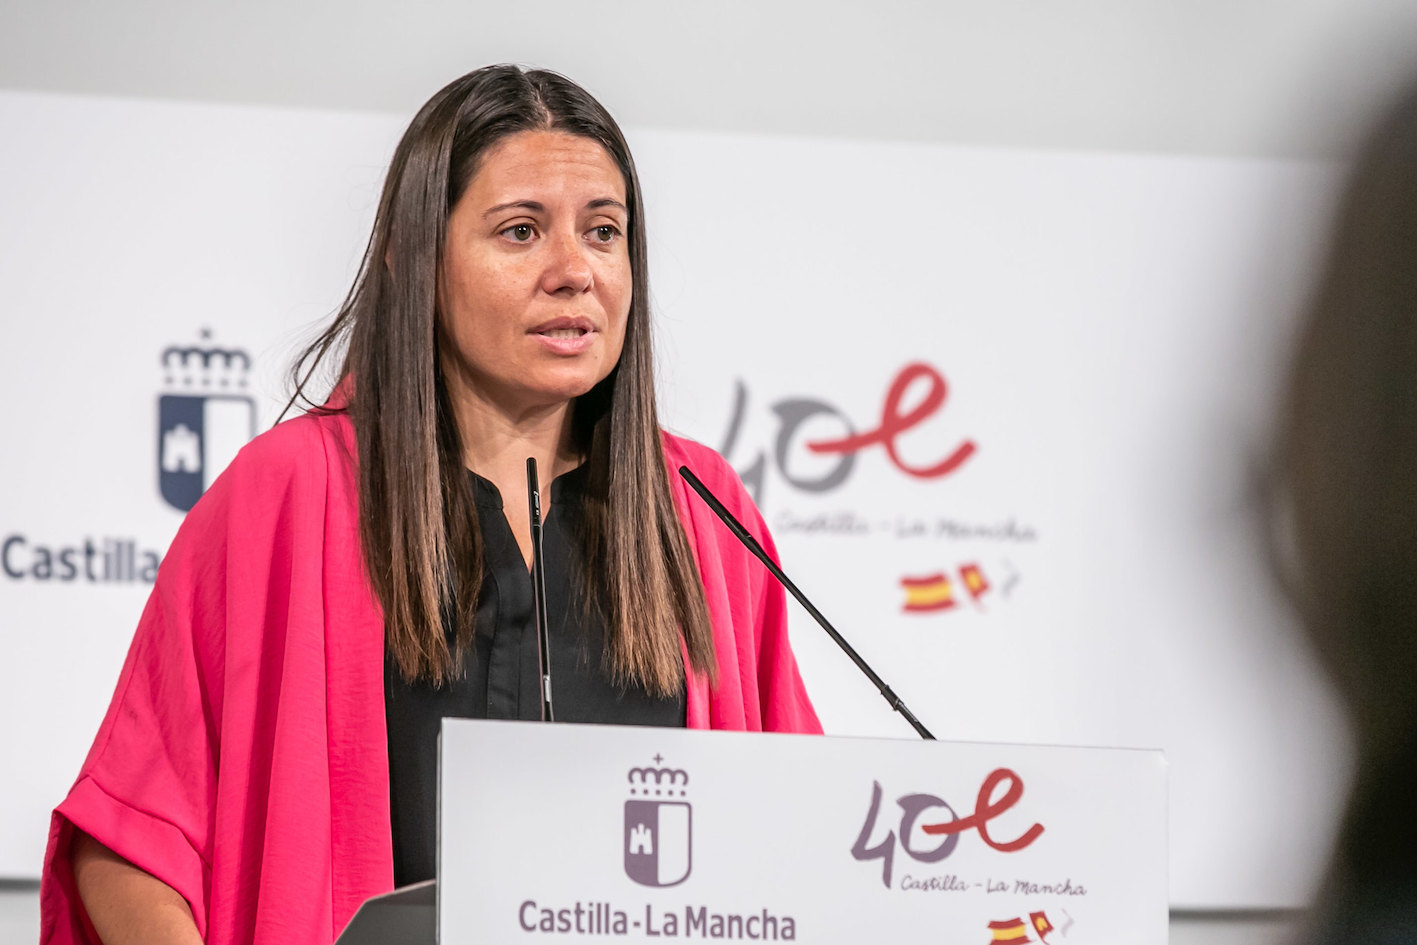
xmin=439 ymin=720 xmax=1166 ymax=943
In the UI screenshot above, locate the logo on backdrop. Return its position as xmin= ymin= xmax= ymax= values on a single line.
xmin=714 ymin=361 xmax=1040 ymax=623
xmin=158 ymin=331 xmax=256 ymax=512
xmin=989 ymin=911 xmax=1065 ymax=943
xmin=851 ymin=767 xmax=1045 ymax=888
xmin=900 ymin=561 xmax=1023 ymax=614
xmin=717 ymin=362 xmax=976 ymax=504
xmin=624 ymin=756 xmax=692 ymax=888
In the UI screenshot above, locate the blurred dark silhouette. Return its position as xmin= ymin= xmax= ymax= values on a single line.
xmin=1272 ymin=76 xmax=1417 ymax=945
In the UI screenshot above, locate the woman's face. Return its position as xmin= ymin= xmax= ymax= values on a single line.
xmin=439 ymin=130 xmax=632 ymax=419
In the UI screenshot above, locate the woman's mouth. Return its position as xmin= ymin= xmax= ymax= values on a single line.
xmin=530 ymin=321 xmax=598 ymax=355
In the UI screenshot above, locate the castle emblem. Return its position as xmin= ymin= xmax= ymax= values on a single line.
xmin=157 ymin=332 xmax=256 ymax=512
xmin=624 ymin=756 xmax=692 ymax=888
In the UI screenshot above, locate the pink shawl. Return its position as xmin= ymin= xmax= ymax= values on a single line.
xmin=39 ymin=409 xmax=820 ymax=944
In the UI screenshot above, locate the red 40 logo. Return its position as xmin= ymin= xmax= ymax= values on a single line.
xmin=851 ymin=768 xmax=1045 ymax=887
xmin=719 ymin=363 xmax=977 ymax=503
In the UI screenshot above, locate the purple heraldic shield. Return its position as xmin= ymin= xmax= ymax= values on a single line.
xmin=624 ymin=763 xmax=692 ymax=888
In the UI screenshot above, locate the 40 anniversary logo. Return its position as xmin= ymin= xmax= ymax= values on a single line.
xmin=716 ymin=362 xmax=976 ymax=504
xmin=851 ymin=767 xmax=1044 ymax=888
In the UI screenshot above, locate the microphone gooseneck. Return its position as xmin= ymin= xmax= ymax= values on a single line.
xmin=526 ymin=457 xmax=555 ymax=722
xmin=678 ymin=465 xmax=935 ymax=740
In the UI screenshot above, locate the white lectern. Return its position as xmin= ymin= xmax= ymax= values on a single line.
xmin=338 ymin=721 xmax=1166 ymax=943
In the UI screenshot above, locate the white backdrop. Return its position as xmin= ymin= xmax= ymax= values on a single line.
xmin=0 ymin=90 xmax=1352 ymax=909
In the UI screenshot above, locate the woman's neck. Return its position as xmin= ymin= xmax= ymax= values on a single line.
xmin=443 ymin=363 xmax=582 ymax=469
xmin=458 ymin=399 xmax=577 ymax=481
xmin=445 ymin=379 xmax=581 ymax=565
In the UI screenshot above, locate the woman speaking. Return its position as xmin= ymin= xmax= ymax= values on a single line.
xmin=40 ymin=65 xmax=821 ymax=945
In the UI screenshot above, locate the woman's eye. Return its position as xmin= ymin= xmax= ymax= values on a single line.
xmin=591 ymin=225 xmax=619 ymax=243
xmin=504 ymin=224 xmax=535 ymax=242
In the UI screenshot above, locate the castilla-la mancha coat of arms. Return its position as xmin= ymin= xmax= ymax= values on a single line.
xmin=623 ymin=758 xmax=692 ymax=888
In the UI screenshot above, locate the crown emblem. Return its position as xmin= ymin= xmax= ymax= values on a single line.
xmin=627 ymin=756 xmax=689 ymax=799
xmin=161 ymin=328 xmax=251 ymax=392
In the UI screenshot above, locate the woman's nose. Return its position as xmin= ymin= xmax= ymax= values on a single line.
xmin=540 ymin=230 xmax=594 ymax=296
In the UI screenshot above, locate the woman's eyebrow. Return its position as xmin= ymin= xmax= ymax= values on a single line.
xmin=481 ymin=198 xmax=625 ymax=217
xmin=482 ymin=200 xmax=544 ymax=218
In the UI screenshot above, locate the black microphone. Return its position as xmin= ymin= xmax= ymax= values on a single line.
xmin=678 ymin=465 xmax=935 ymax=740
xmin=526 ymin=457 xmax=555 ymax=722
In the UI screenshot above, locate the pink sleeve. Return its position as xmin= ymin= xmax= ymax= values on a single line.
xmin=41 ymin=472 xmax=229 ymax=943
xmin=40 ymin=410 xmax=391 ymax=945
xmin=742 ymin=502 xmax=823 ymax=734
xmin=665 ymin=433 xmax=822 ymax=735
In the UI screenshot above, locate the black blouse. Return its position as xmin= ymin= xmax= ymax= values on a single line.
xmin=384 ymin=465 xmax=686 ymax=886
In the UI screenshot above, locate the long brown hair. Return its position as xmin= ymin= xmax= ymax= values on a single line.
xmin=1271 ymin=79 xmax=1417 ymax=898
xmin=290 ymin=65 xmax=716 ymax=694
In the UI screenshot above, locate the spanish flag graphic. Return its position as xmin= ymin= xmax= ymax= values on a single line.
xmin=900 ymin=573 xmax=956 ymax=612
xmin=987 ymin=911 xmax=1054 ymax=943
xmin=1030 ymin=911 xmax=1056 ymax=939
xmin=960 ymin=562 xmax=990 ymax=602
xmin=987 ymin=918 xmax=1031 ymax=944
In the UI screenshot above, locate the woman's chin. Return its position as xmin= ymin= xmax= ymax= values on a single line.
xmin=514 ymin=376 xmax=608 ymax=411
xmin=531 ymin=365 xmax=615 ymax=403
xmin=451 ymin=362 xmax=616 ymax=418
